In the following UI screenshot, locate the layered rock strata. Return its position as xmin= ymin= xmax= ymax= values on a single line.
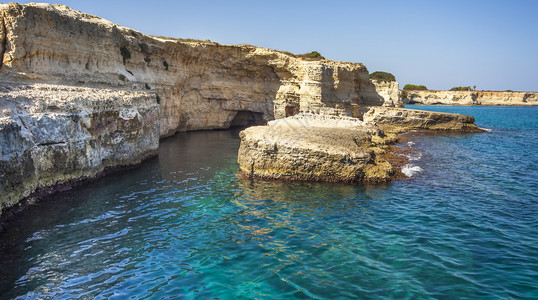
xmin=0 ymin=3 xmax=384 ymax=216
xmin=372 ymin=80 xmax=402 ymax=107
xmin=0 ymin=83 xmax=160 ymax=213
xmin=363 ymin=107 xmax=482 ymax=133
xmin=238 ymin=107 xmax=482 ymax=182
xmin=238 ymin=114 xmax=395 ymax=182
xmin=401 ymin=90 xmax=538 ymax=106
xmin=0 ymin=3 xmax=383 ymax=137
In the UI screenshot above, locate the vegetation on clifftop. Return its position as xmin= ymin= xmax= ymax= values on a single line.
xmin=369 ymin=71 xmax=396 ymax=82
xmin=450 ymin=86 xmax=472 ymax=91
xmin=296 ymin=51 xmax=325 ymax=61
xmin=403 ymin=84 xmax=428 ymax=90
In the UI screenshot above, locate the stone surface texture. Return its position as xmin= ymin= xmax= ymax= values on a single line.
xmin=363 ymin=107 xmax=481 ymax=133
xmin=372 ymin=80 xmax=401 ymax=107
xmin=238 ymin=114 xmax=395 ymax=183
xmin=0 ymin=83 xmax=159 ymax=211
xmin=401 ymin=90 xmax=538 ymax=106
xmin=0 ymin=3 xmax=384 ymax=213
xmin=0 ymin=3 xmax=383 ymax=136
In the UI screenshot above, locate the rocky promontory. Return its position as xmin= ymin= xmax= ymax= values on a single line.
xmin=0 ymin=83 xmax=160 ymax=215
xmin=400 ymin=90 xmax=538 ymax=106
xmin=0 ymin=3 xmax=384 ymax=216
xmin=363 ymin=107 xmax=481 ymax=133
xmin=0 ymin=3 xmax=484 ymax=221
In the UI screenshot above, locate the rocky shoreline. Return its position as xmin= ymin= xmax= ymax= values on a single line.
xmin=0 ymin=3 xmax=484 ymax=227
xmin=237 ymin=108 xmax=482 ymax=183
xmin=401 ymin=90 xmax=538 ymax=106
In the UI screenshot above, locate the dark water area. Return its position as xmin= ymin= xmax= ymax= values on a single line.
xmin=0 ymin=106 xmax=537 ymax=299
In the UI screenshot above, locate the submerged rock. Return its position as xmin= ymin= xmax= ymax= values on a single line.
xmin=238 ymin=114 xmax=396 ymax=183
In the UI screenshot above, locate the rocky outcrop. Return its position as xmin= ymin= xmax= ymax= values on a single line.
xmin=238 ymin=114 xmax=396 ymax=183
xmin=238 ymin=107 xmax=482 ymax=183
xmin=0 ymin=3 xmax=382 ymax=136
xmin=363 ymin=107 xmax=482 ymax=132
xmin=0 ymin=83 xmax=160 ymax=213
xmin=0 ymin=3 xmax=386 ymax=217
xmin=401 ymin=90 xmax=538 ymax=106
xmin=372 ymin=80 xmax=402 ymax=107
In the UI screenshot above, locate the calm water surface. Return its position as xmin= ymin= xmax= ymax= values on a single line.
xmin=0 ymin=106 xmax=537 ymax=299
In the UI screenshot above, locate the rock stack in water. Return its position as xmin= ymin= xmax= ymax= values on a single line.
xmin=238 ymin=114 xmax=397 ymax=183
xmin=237 ymin=108 xmax=482 ymax=183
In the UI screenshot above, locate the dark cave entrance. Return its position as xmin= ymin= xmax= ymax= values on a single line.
xmin=230 ymin=111 xmax=265 ymax=128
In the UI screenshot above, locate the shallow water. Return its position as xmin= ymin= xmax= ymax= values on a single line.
xmin=0 ymin=106 xmax=537 ymax=299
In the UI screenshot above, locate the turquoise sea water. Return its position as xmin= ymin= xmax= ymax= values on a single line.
xmin=0 ymin=106 xmax=537 ymax=299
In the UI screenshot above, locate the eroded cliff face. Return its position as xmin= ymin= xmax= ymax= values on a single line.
xmin=0 ymin=83 xmax=159 ymax=213
xmin=401 ymin=90 xmax=538 ymax=106
xmin=0 ymin=3 xmax=382 ymax=136
xmin=0 ymin=3 xmax=383 ymax=216
xmin=372 ymin=80 xmax=401 ymax=107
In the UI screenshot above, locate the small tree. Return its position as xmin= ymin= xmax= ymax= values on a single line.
xmin=449 ymin=86 xmax=472 ymax=91
xmin=369 ymin=71 xmax=396 ymax=82
xmin=403 ymin=84 xmax=428 ymax=90
xmin=297 ymin=51 xmax=325 ymax=61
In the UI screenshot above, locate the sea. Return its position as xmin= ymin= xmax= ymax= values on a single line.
xmin=0 ymin=105 xmax=536 ymax=299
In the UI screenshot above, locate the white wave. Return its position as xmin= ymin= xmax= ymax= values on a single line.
xmin=407 ymin=141 xmax=415 ymax=146
xmin=480 ymin=127 xmax=493 ymax=132
xmin=402 ymin=164 xmax=423 ymax=178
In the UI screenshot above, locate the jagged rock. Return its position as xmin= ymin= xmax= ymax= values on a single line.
xmin=0 ymin=3 xmax=383 ymax=137
xmin=363 ymin=107 xmax=482 ymax=132
xmin=0 ymin=83 xmax=160 ymax=212
xmin=372 ymin=80 xmax=403 ymax=107
xmin=0 ymin=3 xmax=384 ymax=216
xmin=238 ymin=114 xmax=395 ymax=183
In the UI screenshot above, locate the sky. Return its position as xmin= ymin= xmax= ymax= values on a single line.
xmin=14 ymin=0 xmax=538 ymax=91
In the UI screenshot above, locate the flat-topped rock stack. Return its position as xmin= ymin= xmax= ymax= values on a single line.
xmin=237 ymin=108 xmax=482 ymax=183
xmin=238 ymin=114 xmax=396 ymax=183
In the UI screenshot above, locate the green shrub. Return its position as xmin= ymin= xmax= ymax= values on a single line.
xmin=505 ymin=90 xmax=513 ymax=92
xmin=403 ymin=84 xmax=428 ymax=90
xmin=297 ymin=51 xmax=325 ymax=61
xmin=369 ymin=71 xmax=396 ymax=82
xmin=450 ymin=86 xmax=472 ymax=91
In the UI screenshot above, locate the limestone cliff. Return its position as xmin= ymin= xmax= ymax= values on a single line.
xmin=372 ymin=80 xmax=401 ymax=107
xmin=0 ymin=83 xmax=159 ymax=213
xmin=0 ymin=3 xmax=382 ymax=137
xmin=401 ymin=90 xmax=538 ymax=106
xmin=0 ymin=3 xmax=384 ymax=216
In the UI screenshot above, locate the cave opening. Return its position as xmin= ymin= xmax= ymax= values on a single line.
xmin=230 ymin=111 xmax=265 ymax=128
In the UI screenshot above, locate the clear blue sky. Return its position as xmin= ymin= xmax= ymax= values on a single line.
xmin=16 ymin=0 xmax=538 ymax=91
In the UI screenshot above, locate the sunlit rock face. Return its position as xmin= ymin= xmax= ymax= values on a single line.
xmin=372 ymin=80 xmax=401 ymax=107
xmin=0 ymin=3 xmax=384 ymax=213
xmin=0 ymin=83 xmax=160 ymax=212
xmin=363 ymin=107 xmax=482 ymax=133
xmin=237 ymin=114 xmax=395 ymax=183
xmin=401 ymin=90 xmax=538 ymax=106
xmin=0 ymin=3 xmax=383 ymax=137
